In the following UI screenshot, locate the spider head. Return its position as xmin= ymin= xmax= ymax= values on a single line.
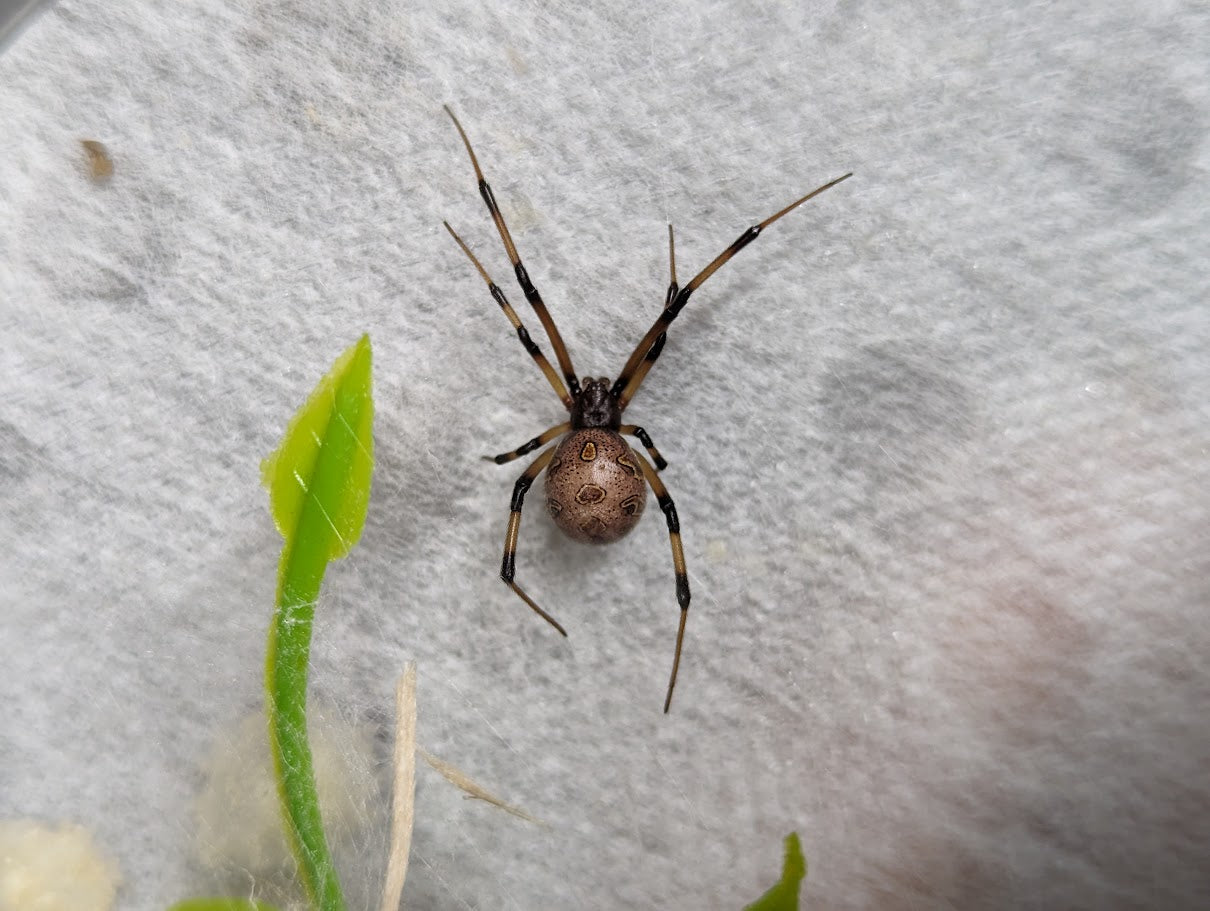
xmin=571 ymin=376 xmax=620 ymax=430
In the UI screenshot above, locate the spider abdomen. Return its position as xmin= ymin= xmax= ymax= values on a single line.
xmin=544 ymin=429 xmax=647 ymax=544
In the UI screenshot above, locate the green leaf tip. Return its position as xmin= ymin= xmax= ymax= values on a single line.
xmin=743 ymin=832 xmax=807 ymax=911
xmin=262 ymin=333 xmax=374 ymax=562
xmin=166 ymin=901 xmax=281 ymax=911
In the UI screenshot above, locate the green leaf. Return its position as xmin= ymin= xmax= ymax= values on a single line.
xmin=743 ymin=832 xmax=807 ymax=911
xmin=167 ymin=900 xmax=281 ymax=911
xmin=263 ymin=334 xmax=374 ymax=911
xmin=261 ymin=333 xmax=374 ymax=562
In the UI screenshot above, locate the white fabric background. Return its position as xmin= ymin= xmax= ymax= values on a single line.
xmin=2 ymin=1 xmax=1208 ymax=909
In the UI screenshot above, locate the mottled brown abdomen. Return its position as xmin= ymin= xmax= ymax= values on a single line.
xmin=544 ymin=429 xmax=647 ymax=544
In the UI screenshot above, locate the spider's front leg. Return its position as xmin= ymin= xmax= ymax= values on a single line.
xmin=500 ymin=446 xmax=567 ymax=636
xmin=612 ymin=174 xmax=852 ymax=405
xmin=445 ymin=105 xmax=581 ymax=399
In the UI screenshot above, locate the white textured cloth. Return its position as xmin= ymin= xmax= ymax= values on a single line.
xmin=2 ymin=2 xmax=1208 ymax=909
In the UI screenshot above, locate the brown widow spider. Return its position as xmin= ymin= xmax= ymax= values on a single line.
xmin=442 ymin=105 xmax=850 ymax=712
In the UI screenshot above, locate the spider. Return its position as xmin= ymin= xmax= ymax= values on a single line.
xmin=442 ymin=105 xmax=850 ymax=712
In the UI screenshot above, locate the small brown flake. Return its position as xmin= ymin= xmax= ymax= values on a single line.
xmin=80 ymin=140 xmax=113 ymax=181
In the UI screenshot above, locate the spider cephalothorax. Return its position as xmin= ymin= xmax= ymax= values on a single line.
xmin=442 ymin=105 xmax=849 ymax=712
xmin=570 ymin=377 xmax=620 ymax=429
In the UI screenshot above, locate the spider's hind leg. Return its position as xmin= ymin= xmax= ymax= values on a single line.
xmin=633 ymin=450 xmax=690 ymax=712
xmin=500 ymin=446 xmax=567 ymax=636
xmin=620 ymin=424 xmax=668 ymax=471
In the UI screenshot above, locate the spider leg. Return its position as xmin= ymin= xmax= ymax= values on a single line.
xmin=617 ymin=331 xmax=665 ymax=412
xmin=613 ymin=173 xmax=852 ymax=402
xmin=444 ymin=222 xmax=573 ymax=409
xmin=485 ymin=422 xmax=571 ymax=464
xmin=633 ymin=450 xmax=690 ymax=713
xmin=663 ymin=222 xmax=679 ymax=310
xmin=618 ymin=225 xmax=676 ymax=411
xmin=620 ymin=424 xmax=668 ymax=471
xmin=500 ymin=445 xmax=567 ymax=636
xmin=445 ymin=105 xmax=581 ymax=399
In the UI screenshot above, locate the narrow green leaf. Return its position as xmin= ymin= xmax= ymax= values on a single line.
xmin=743 ymin=832 xmax=807 ymax=911
xmin=263 ymin=335 xmax=374 ymax=911
xmin=167 ymin=900 xmax=281 ymax=911
xmin=261 ymin=333 xmax=374 ymax=562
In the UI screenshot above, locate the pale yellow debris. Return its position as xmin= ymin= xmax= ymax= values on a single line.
xmin=0 ymin=819 xmax=121 ymax=911
xmin=418 ymin=748 xmax=545 ymax=827
xmin=380 ymin=663 xmax=417 ymax=911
